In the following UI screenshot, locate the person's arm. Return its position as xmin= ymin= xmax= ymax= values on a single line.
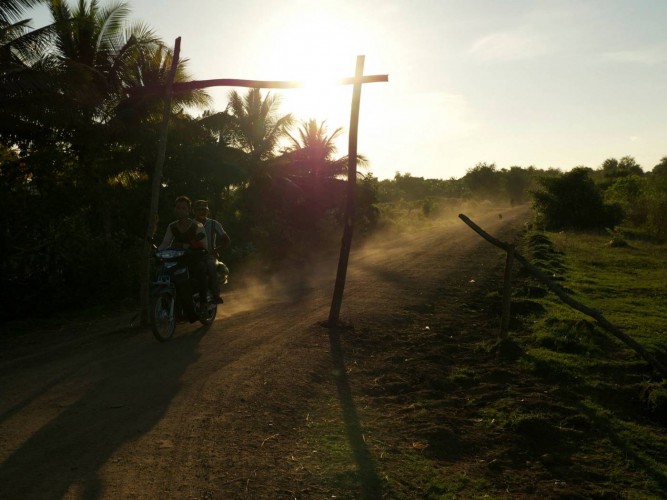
xmin=158 ymin=226 xmax=174 ymax=250
xmin=193 ymin=222 xmax=209 ymax=252
xmin=214 ymin=220 xmax=230 ymax=248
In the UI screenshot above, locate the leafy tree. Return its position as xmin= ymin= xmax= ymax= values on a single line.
xmin=215 ymin=88 xmax=293 ymax=262
xmin=37 ymin=0 xmax=210 ymax=235
xmin=532 ymin=167 xmax=623 ymax=230
xmin=604 ymin=175 xmax=649 ymax=227
xmin=463 ymin=162 xmax=500 ymax=200
xmin=502 ymin=166 xmax=537 ymax=204
xmin=0 ymin=0 xmax=213 ymax=320
xmin=643 ymin=157 xmax=667 ymax=238
xmin=652 ymin=157 xmax=667 ymax=178
xmin=599 ymin=156 xmax=644 ymax=186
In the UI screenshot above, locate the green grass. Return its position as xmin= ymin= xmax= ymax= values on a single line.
xmin=548 ymin=231 xmax=667 ymax=351
xmin=512 ymin=229 xmax=667 ymax=496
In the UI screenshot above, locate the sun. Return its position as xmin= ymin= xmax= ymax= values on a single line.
xmin=258 ymin=9 xmax=376 ymax=127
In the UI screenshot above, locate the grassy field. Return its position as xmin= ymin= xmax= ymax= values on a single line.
xmin=511 ymin=228 xmax=667 ymax=497
xmin=299 ymin=222 xmax=667 ymax=498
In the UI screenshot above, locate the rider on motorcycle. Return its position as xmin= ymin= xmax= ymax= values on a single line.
xmin=158 ymin=195 xmax=210 ymax=315
xmin=193 ymin=199 xmax=230 ymax=305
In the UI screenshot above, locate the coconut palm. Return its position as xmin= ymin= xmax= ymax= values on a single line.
xmin=115 ymin=40 xmax=210 ymax=128
xmin=42 ymin=0 xmax=211 ymax=163
xmin=284 ymin=118 xmax=343 ymax=178
xmin=282 ymin=118 xmax=368 ymax=180
xmin=46 ymin=0 xmax=160 ymax=122
xmin=1 ymin=0 xmax=44 ymax=25
xmin=226 ymin=87 xmax=294 ymax=166
xmin=34 ymin=0 xmax=212 ymax=240
xmin=1 ymin=1 xmax=57 ymax=147
xmin=1 ymin=10 xmax=52 ymax=74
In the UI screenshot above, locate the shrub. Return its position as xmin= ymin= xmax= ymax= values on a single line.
xmin=532 ymin=167 xmax=624 ymax=230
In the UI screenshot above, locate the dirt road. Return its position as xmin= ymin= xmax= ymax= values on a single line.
xmin=0 ymin=207 xmax=529 ymax=499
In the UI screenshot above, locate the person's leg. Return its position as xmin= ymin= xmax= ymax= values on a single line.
xmin=206 ymin=258 xmax=222 ymax=303
xmin=188 ymin=257 xmax=209 ymax=312
xmin=196 ymin=259 xmax=209 ymax=308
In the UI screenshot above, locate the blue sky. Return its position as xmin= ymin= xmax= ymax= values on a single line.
xmin=29 ymin=0 xmax=667 ymax=180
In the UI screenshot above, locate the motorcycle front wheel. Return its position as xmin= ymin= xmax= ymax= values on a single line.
xmin=151 ymin=291 xmax=176 ymax=342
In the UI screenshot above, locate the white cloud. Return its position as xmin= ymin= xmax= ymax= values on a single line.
xmin=468 ymin=32 xmax=550 ymax=62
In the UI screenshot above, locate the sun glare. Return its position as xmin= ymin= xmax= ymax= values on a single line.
xmin=259 ymin=9 xmax=377 ymax=128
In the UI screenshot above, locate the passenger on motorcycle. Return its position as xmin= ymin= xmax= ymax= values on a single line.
xmin=193 ymin=199 xmax=230 ymax=305
xmin=158 ymin=195 xmax=210 ymax=315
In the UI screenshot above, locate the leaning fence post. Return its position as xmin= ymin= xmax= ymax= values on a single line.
xmin=500 ymin=244 xmax=515 ymax=339
xmin=458 ymin=213 xmax=667 ymax=378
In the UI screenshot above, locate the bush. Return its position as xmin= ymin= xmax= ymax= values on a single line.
xmin=532 ymin=167 xmax=624 ymax=230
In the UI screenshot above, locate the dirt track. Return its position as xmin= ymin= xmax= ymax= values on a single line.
xmin=0 ymin=207 xmax=529 ymax=499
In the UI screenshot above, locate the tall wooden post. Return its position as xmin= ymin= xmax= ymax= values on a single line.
xmin=139 ymin=37 xmax=181 ymax=325
xmin=500 ymin=244 xmax=515 ymax=339
xmin=328 ymin=55 xmax=365 ymax=326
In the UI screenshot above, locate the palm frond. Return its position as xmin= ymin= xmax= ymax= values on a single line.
xmin=0 ymin=0 xmax=43 ymax=24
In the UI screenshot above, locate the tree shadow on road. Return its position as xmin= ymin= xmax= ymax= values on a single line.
xmin=327 ymin=325 xmax=383 ymax=500
xmin=0 ymin=323 xmax=210 ymax=499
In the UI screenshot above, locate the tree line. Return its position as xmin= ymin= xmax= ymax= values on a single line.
xmin=378 ymin=158 xmax=667 ymax=237
xmin=2 ymin=1 xmax=665 ymax=322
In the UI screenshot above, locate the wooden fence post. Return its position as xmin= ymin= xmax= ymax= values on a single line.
xmin=328 ymin=55 xmax=365 ymax=326
xmin=500 ymin=244 xmax=515 ymax=339
xmin=139 ymin=37 xmax=181 ymax=325
xmin=458 ymin=213 xmax=667 ymax=378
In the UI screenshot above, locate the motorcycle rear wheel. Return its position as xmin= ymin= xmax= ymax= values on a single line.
xmin=151 ymin=291 xmax=176 ymax=341
xmin=199 ymin=293 xmax=217 ymax=326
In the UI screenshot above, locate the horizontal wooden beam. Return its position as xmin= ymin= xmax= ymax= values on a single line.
xmin=128 ymin=74 xmax=389 ymax=96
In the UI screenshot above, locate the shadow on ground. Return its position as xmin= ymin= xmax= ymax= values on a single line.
xmin=0 ymin=324 xmax=209 ymax=499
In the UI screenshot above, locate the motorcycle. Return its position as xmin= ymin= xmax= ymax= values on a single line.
xmin=150 ymin=246 xmax=225 ymax=341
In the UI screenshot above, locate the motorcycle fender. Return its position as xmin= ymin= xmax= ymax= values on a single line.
xmin=151 ymin=285 xmax=174 ymax=297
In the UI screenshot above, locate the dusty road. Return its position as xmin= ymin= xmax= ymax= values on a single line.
xmin=0 ymin=207 xmax=529 ymax=499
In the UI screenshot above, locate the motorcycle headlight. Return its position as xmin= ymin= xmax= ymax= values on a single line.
xmin=156 ymin=249 xmax=186 ymax=260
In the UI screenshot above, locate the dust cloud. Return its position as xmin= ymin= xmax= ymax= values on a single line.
xmin=216 ymin=200 xmax=518 ymax=320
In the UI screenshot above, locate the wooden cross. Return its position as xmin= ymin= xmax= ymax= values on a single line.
xmin=138 ymin=37 xmax=388 ymax=326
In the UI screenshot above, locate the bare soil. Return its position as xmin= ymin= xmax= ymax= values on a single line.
xmin=0 ymin=206 xmax=584 ymax=499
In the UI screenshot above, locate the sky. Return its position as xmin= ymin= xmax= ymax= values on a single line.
xmin=28 ymin=0 xmax=667 ymax=180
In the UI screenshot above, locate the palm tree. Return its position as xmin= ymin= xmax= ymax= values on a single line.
xmin=1 ymin=0 xmax=52 ymax=74
xmin=46 ymin=0 xmax=160 ymax=122
xmin=114 ymin=40 xmax=210 ymax=131
xmin=0 ymin=0 xmax=44 ymax=25
xmin=226 ymin=87 xmax=294 ymax=167
xmin=1 ymin=0 xmax=57 ymax=148
xmin=284 ymin=118 xmax=343 ymax=178
xmin=268 ymin=118 xmax=371 ymax=246
xmin=44 ymin=0 xmax=212 ymax=169
xmin=282 ymin=118 xmax=368 ymax=180
xmin=36 ymin=0 xmax=213 ymax=240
